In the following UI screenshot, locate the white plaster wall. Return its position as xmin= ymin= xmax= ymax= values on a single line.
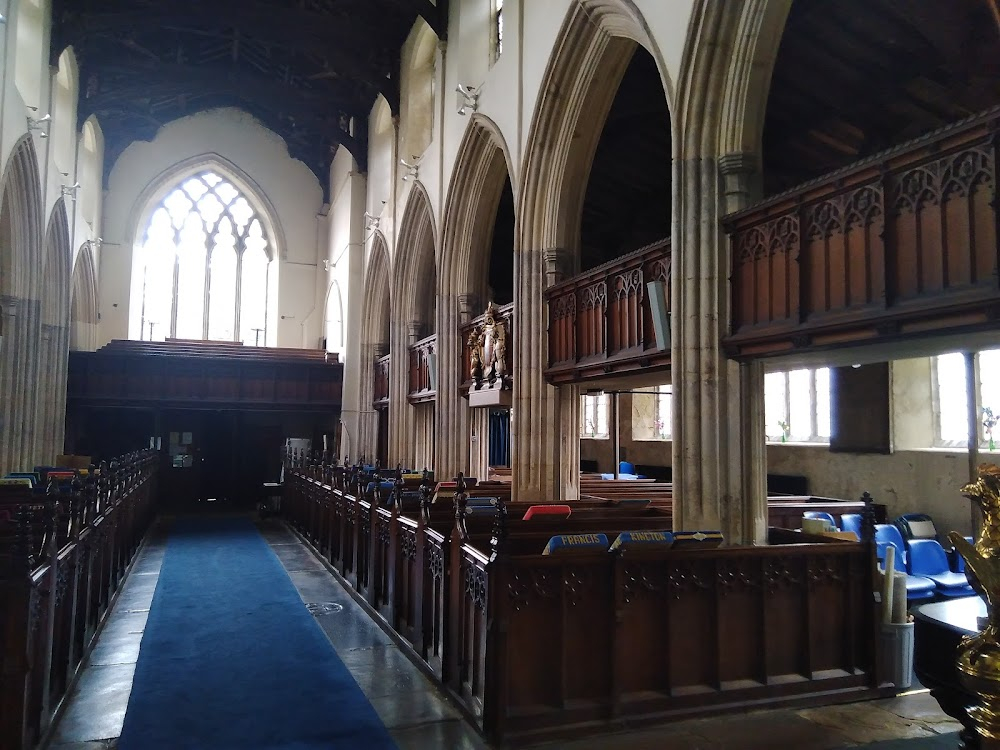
xmin=99 ymin=108 xmax=324 ymax=348
xmin=0 ymin=2 xmax=102 ymax=292
xmin=367 ymin=99 xmax=396 ymax=261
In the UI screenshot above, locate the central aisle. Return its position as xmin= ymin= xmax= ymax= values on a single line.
xmin=118 ymin=517 xmax=397 ymax=750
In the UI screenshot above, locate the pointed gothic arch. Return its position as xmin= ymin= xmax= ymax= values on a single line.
xmin=358 ymin=232 xmax=392 ymax=462
xmin=436 ymin=114 xmax=515 ymax=480
xmin=0 ymin=135 xmax=45 ymax=473
xmin=70 ymin=241 xmax=99 ymax=352
xmin=513 ymin=0 xmax=673 ymax=502
xmin=42 ymin=199 xmax=72 ymax=327
xmin=389 ymin=182 xmax=437 ymax=468
xmin=38 ymin=199 xmax=73 ymax=462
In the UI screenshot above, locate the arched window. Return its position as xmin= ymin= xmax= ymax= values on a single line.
xmin=137 ymin=171 xmax=272 ymax=344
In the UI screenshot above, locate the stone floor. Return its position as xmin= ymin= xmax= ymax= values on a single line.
xmin=44 ymin=517 xmax=964 ymax=750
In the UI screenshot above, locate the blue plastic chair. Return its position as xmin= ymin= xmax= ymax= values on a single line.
xmin=895 ymin=513 xmax=939 ymax=542
xmin=619 ymin=461 xmax=636 ymax=475
xmin=803 ymin=511 xmax=838 ymax=530
xmin=841 ymin=513 xmax=862 ymax=540
xmin=874 ymin=524 xmax=936 ymax=601
xmin=908 ymin=539 xmax=975 ymax=597
xmin=952 ymin=536 xmax=973 ymax=573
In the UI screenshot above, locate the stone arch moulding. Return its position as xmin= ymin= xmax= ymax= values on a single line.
xmin=70 ymin=241 xmax=99 ymax=351
xmin=323 ymin=279 xmax=345 ymax=351
xmin=434 ymin=114 xmax=515 ymax=481
xmin=393 ymin=180 xmax=437 ymax=327
xmin=42 ymin=198 xmax=72 ymax=326
xmin=716 ymin=0 xmax=793 ymax=159
xmin=127 ymin=152 xmax=287 ymax=264
xmin=517 ymin=0 xmax=674 ymax=254
xmin=0 ymin=134 xmax=44 ymax=300
xmin=440 ymin=114 xmax=515 ymax=302
xmin=361 ymin=230 xmax=392 ymax=349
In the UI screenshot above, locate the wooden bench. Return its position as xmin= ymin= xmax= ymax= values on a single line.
xmin=281 ymin=463 xmax=887 ymax=743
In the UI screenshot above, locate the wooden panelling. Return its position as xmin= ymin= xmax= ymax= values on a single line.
xmin=282 ymin=466 xmax=887 ymax=744
xmin=831 ymin=364 xmax=891 ymax=454
xmin=724 ymin=107 xmax=1000 ymax=359
xmin=68 ymin=344 xmax=343 ymax=410
xmin=0 ymin=452 xmax=157 ymax=750
xmin=373 ymin=354 xmax=390 ymax=407
xmin=544 ymin=238 xmax=671 ymax=385
xmin=408 ymin=335 xmax=436 ymax=404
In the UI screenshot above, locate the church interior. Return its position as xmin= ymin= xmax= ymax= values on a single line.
xmin=2 ymin=0 xmax=1000 ymax=747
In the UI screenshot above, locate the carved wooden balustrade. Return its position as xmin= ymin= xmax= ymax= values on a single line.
xmin=723 ymin=106 xmax=1000 ymax=359
xmin=373 ymin=353 xmax=390 ymax=407
xmin=0 ymin=450 xmax=158 ymax=750
xmin=460 ymin=303 xmax=514 ymax=395
xmin=544 ymin=238 xmax=672 ymax=385
xmin=408 ymin=334 xmax=437 ymax=403
xmin=282 ymin=466 xmax=887 ymax=743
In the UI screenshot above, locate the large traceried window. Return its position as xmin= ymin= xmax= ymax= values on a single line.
xmin=138 ymin=171 xmax=272 ymax=344
xmin=765 ymin=367 xmax=831 ymax=443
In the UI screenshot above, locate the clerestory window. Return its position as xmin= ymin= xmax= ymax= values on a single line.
xmin=493 ymin=0 xmax=504 ymax=63
xmin=137 ymin=171 xmax=271 ymax=344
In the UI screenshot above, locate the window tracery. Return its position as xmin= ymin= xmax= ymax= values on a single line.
xmin=138 ymin=171 xmax=271 ymax=344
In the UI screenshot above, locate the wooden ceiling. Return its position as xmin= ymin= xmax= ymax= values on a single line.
xmin=763 ymin=0 xmax=1000 ymax=196
xmin=53 ymin=0 xmax=446 ymax=192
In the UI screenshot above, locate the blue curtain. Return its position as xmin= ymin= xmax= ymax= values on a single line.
xmin=488 ymin=409 xmax=511 ymax=467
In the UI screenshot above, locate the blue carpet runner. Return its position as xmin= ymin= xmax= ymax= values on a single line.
xmin=119 ymin=517 xmax=397 ymax=750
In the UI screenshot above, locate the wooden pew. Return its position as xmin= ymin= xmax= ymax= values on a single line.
xmin=279 ymin=465 xmax=887 ymax=744
xmin=0 ymin=451 xmax=158 ymax=750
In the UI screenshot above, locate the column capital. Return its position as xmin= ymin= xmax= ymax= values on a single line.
xmin=542 ymin=248 xmax=573 ymax=288
xmin=457 ymin=293 xmax=480 ymax=325
xmin=406 ymin=320 xmax=424 ymax=347
xmin=718 ymin=152 xmax=762 ymax=214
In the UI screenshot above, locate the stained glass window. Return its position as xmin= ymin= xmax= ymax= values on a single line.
xmin=137 ymin=171 xmax=272 ymax=343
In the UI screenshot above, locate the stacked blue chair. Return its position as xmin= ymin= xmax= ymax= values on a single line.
xmin=874 ymin=524 xmax=936 ymax=601
xmin=895 ymin=513 xmax=939 ymax=542
xmin=841 ymin=513 xmax=862 ymax=540
xmin=953 ymin=536 xmax=973 ymax=573
xmin=908 ymin=539 xmax=975 ymax=597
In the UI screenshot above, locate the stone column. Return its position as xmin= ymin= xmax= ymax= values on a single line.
xmin=0 ymin=297 xmax=42 ymax=473
xmin=434 ymin=293 xmax=476 ymax=481
xmin=405 ymin=321 xmax=423 ymax=347
xmin=671 ymin=152 xmax=767 ymax=544
xmin=49 ymin=325 xmax=70 ymax=462
xmin=0 ymin=297 xmax=20 ymax=473
xmin=512 ymin=248 xmax=578 ymax=502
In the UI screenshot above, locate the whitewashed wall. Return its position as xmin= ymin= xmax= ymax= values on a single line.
xmin=100 ymin=108 xmax=325 ymax=348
